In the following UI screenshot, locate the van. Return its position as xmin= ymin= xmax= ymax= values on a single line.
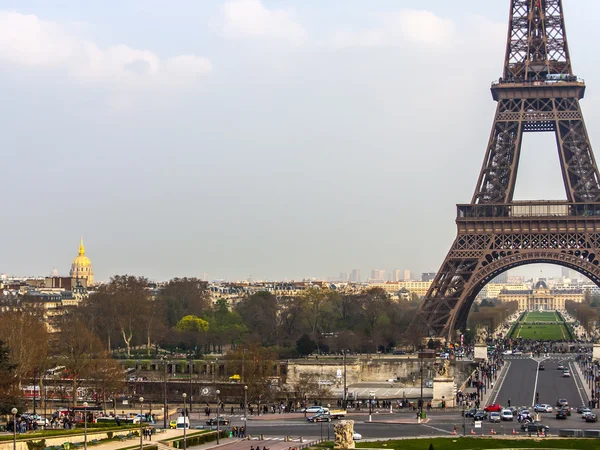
xmin=176 ymin=417 xmax=190 ymax=429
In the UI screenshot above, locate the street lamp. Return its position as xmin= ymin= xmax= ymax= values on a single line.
xmin=369 ymin=393 xmax=374 ymax=422
xmin=182 ymin=393 xmax=187 ymax=450
xmin=139 ymin=397 xmax=144 ymax=450
xmin=11 ymin=408 xmax=17 ymax=450
xmin=83 ymin=402 xmax=89 ymax=450
xmin=216 ymin=390 xmax=221 ymax=444
xmin=161 ymin=356 xmax=169 ymax=429
xmin=244 ymin=386 xmax=248 ymax=433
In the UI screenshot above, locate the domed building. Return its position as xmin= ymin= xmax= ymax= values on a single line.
xmin=70 ymin=237 xmax=94 ymax=286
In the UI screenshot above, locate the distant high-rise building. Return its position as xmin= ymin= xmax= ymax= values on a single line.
xmin=403 ymin=269 xmax=411 ymax=281
xmin=394 ymin=269 xmax=402 ymax=282
xmin=561 ymin=267 xmax=571 ymax=279
xmin=350 ymin=269 xmax=361 ymax=283
xmin=339 ymin=272 xmax=349 ymax=282
xmin=422 ymin=272 xmax=437 ymax=282
xmin=370 ymin=269 xmax=386 ymax=282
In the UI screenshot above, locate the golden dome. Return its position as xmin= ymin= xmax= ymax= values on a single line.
xmin=72 ymin=237 xmax=92 ymax=267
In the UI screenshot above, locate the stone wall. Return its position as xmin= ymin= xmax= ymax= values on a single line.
xmin=285 ymin=357 xmax=476 ymax=389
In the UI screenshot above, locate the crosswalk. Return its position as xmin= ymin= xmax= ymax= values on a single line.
xmin=505 ymin=355 xmax=575 ymax=362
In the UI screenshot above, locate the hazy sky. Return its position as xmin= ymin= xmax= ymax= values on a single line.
xmin=2 ymin=0 xmax=600 ymax=282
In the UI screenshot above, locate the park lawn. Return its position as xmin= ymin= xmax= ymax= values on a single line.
xmin=512 ymin=323 xmax=567 ymax=340
xmin=353 ymin=437 xmax=600 ymax=449
xmin=524 ymin=311 xmax=559 ymax=322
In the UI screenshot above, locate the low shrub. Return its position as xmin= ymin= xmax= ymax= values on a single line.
xmin=171 ymin=430 xmax=228 ymax=449
xmin=26 ymin=440 xmax=45 ymax=450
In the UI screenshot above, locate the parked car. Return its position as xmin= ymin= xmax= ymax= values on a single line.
xmin=484 ymin=404 xmax=503 ymax=412
xmin=556 ymin=409 xmax=568 ymax=419
xmin=501 ymin=409 xmax=514 ymax=421
xmin=521 ymin=421 xmax=549 ymax=433
xmin=586 ymin=413 xmax=598 ymax=423
xmin=534 ymin=404 xmax=553 ymax=413
xmin=169 ymin=420 xmax=177 ymax=429
xmin=556 ymin=399 xmax=568 ymax=407
xmin=206 ymin=417 xmax=230 ymax=426
xmin=489 ymin=412 xmax=501 ymax=423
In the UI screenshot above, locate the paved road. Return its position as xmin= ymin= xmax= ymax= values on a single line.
xmin=494 ymin=355 xmax=587 ymax=409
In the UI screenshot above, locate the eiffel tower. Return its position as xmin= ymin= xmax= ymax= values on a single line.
xmin=415 ymin=0 xmax=600 ymax=342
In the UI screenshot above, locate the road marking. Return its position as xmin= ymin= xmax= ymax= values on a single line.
xmin=489 ymin=361 xmax=511 ymax=405
xmin=532 ymin=360 xmax=541 ymax=406
xmin=569 ymin=361 xmax=587 ymax=407
xmin=421 ymin=424 xmax=453 ymax=435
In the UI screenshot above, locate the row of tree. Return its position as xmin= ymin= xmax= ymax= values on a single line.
xmin=68 ymin=276 xmax=423 ymax=357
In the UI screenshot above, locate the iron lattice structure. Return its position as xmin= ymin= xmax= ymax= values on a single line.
xmin=415 ymin=0 xmax=600 ymax=341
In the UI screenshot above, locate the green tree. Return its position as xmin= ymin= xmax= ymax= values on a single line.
xmin=159 ymin=278 xmax=211 ymax=327
xmin=296 ymin=334 xmax=317 ymax=356
xmin=0 ymin=340 xmax=22 ymax=414
xmin=236 ymin=292 xmax=278 ymax=345
xmin=176 ymin=315 xmax=210 ymax=332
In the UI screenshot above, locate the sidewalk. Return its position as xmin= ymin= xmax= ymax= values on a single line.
xmin=573 ymin=360 xmax=592 ymax=404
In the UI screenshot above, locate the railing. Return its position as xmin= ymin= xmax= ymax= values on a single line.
xmin=491 ymin=75 xmax=585 ymax=87
xmin=457 ymin=202 xmax=600 ymax=219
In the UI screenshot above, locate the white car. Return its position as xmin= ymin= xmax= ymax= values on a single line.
xmin=303 ymin=406 xmax=326 ymax=414
xmin=501 ymin=409 xmax=514 ymax=421
xmin=353 ymin=432 xmax=362 ymax=440
xmin=503 ymin=350 xmax=513 ymax=355
xmin=563 ymin=370 xmax=571 ymax=378
xmin=534 ymin=404 xmax=553 ymax=413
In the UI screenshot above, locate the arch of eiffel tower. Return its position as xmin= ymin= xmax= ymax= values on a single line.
xmin=415 ymin=0 xmax=600 ymax=342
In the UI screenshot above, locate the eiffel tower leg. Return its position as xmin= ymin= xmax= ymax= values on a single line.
xmin=416 ymin=236 xmax=489 ymax=342
xmin=472 ymin=100 xmax=524 ymax=204
xmin=554 ymin=98 xmax=600 ymax=202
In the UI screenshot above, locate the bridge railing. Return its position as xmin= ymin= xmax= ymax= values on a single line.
xmin=457 ymin=202 xmax=600 ymax=219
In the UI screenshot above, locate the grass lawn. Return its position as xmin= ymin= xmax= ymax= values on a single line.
xmin=349 ymin=437 xmax=600 ymax=449
xmin=523 ymin=311 xmax=559 ymax=322
xmin=512 ymin=323 xmax=567 ymax=340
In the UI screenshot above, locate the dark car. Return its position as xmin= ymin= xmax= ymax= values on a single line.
xmin=576 ymin=405 xmax=588 ymax=413
xmin=307 ymin=413 xmax=332 ymax=423
xmin=556 ymin=409 xmax=568 ymax=419
xmin=473 ymin=411 xmax=488 ymax=421
xmin=521 ymin=421 xmax=550 ymax=433
xmin=560 ymin=406 xmax=572 ymax=416
xmin=586 ymin=413 xmax=599 ymax=423
xmin=206 ymin=417 xmax=230 ymax=426
xmin=539 ymin=364 xmax=545 ymax=370
xmin=464 ymin=408 xmax=477 ymax=418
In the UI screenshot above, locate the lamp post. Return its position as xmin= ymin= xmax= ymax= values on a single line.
xmin=182 ymin=393 xmax=187 ymax=450
xmin=139 ymin=397 xmax=144 ymax=450
xmin=244 ymin=386 xmax=248 ymax=434
xmin=161 ymin=357 xmax=169 ymax=430
xmin=216 ymin=390 xmax=221 ymax=444
xmin=83 ymin=402 xmax=88 ymax=450
xmin=368 ymin=394 xmax=374 ymax=422
xmin=33 ymin=369 xmax=37 ymax=415
xmin=11 ymin=408 xmax=17 ymax=450
xmin=188 ymin=358 xmax=193 ymax=413
xmin=342 ymin=350 xmax=347 ymax=409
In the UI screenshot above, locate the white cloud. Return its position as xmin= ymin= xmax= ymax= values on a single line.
xmin=0 ymin=11 xmax=213 ymax=87
xmin=222 ymin=0 xmax=306 ymax=44
xmin=331 ymin=10 xmax=455 ymax=49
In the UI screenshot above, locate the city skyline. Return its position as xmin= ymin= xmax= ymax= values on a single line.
xmin=2 ymin=1 xmax=600 ymax=281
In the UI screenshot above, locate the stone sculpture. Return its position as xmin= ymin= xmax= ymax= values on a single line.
xmin=334 ymin=419 xmax=355 ymax=449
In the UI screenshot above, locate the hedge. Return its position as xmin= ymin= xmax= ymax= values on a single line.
xmin=171 ymin=430 xmax=228 ymax=449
